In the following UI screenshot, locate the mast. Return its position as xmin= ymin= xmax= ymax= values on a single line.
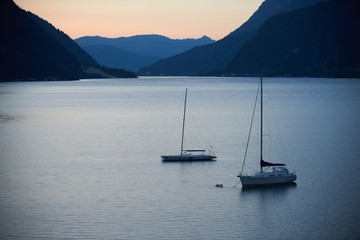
xmin=180 ymin=88 xmax=188 ymax=155
xmin=260 ymin=73 xmax=263 ymax=172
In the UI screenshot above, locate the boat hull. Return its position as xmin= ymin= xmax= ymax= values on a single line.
xmin=161 ymin=154 xmax=216 ymax=161
xmin=240 ymin=174 xmax=296 ymax=187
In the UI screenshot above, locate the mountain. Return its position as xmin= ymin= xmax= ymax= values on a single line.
xmin=75 ymin=35 xmax=215 ymax=58
xmin=28 ymin=11 xmax=98 ymax=67
xmin=0 ymin=0 xmax=136 ymax=81
xmin=139 ymin=0 xmax=327 ymax=76
xmin=79 ymin=45 xmax=161 ymax=72
xmin=225 ymin=0 xmax=360 ymax=77
xmin=75 ymin=35 xmax=214 ymax=72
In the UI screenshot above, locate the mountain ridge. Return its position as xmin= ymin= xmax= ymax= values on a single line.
xmin=75 ymin=35 xmax=214 ymax=58
xmin=75 ymin=35 xmax=214 ymax=72
xmin=0 ymin=0 xmax=136 ymax=81
xmin=224 ymin=0 xmax=360 ymax=77
xmin=80 ymin=44 xmax=161 ymax=72
xmin=139 ymin=0 xmax=328 ymax=76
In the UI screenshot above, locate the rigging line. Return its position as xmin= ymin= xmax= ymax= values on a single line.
xmin=240 ymin=78 xmax=261 ymax=175
xmin=166 ymin=91 xmax=186 ymax=153
xmin=234 ymin=179 xmax=241 ymax=187
xmin=184 ymin=91 xmax=215 ymax=152
xmin=180 ymin=88 xmax=188 ymax=155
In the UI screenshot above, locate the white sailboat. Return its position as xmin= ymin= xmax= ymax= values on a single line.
xmin=161 ymin=88 xmax=217 ymax=162
xmin=237 ymin=75 xmax=296 ymax=187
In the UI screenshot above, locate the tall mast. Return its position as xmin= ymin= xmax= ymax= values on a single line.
xmin=180 ymin=88 xmax=188 ymax=155
xmin=260 ymin=73 xmax=263 ymax=172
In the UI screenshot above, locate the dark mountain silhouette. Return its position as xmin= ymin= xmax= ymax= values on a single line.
xmin=75 ymin=35 xmax=214 ymax=72
xmin=139 ymin=0 xmax=327 ymax=76
xmin=0 ymin=0 xmax=136 ymax=81
xmin=225 ymin=0 xmax=360 ymax=77
xmin=75 ymin=35 xmax=214 ymax=58
xmin=29 ymin=12 xmax=98 ymax=66
xmin=80 ymin=45 xmax=161 ymax=72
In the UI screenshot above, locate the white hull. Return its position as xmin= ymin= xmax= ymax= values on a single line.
xmin=161 ymin=154 xmax=216 ymax=161
xmin=240 ymin=173 xmax=296 ymax=187
xmin=237 ymin=76 xmax=297 ymax=188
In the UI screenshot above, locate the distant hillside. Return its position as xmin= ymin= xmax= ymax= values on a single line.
xmin=0 ymin=0 xmax=136 ymax=81
xmin=29 ymin=12 xmax=98 ymax=66
xmin=225 ymin=0 xmax=360 ymax=77
xmin=80 ymin=45 xmax=161 ymax=72
xmin=75 ymin=35 xmax=214 ymax=72
xmin=75 ymin=35 xmax=214 ymax=58
xmin=139 ymin=0 xmax=327 ymax=76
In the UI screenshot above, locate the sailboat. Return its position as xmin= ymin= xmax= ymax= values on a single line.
xmin=237 ymin=75 xmax=296 ymax=187
xmin=161 ymin=88 xmax=217 ymax=161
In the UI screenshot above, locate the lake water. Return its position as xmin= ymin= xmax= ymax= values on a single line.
xmin=0 ymin=77 xmax=359 ymax=239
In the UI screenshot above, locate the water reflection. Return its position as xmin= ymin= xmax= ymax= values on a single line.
xmin=238 ymin=183 xmax=298 ymax=237
xmin=239 ymin=183 xmax=298 ymax=208
xmin=0 ymin=114 xmax=27 ymax=123
xmin=0 ymin=91 xmax=13 ymax=95
xmin=240 ymin=182 xmax=297 ymax=194
xmin=1 ymin=78 xmax=359 ymax=239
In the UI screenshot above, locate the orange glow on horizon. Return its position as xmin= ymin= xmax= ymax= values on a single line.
xmin=14 ymin=0 xmax=264 ymax=40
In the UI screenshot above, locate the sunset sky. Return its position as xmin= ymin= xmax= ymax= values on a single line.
xmin=14 ymin=0 xmax=264 ymax=41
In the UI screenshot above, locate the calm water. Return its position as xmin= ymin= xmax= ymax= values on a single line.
xmin=0 ymin=77 xmax=359 ymax=239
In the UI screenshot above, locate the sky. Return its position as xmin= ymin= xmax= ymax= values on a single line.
xmin=14 ymin=0 xmax=264 ymax=41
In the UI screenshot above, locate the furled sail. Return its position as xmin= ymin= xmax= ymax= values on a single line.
xmin=261 ymin=159 xmax=285 ymax=168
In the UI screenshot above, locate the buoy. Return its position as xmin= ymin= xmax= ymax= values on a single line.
xmin=215 ymin=184 xmax=223 ymax=188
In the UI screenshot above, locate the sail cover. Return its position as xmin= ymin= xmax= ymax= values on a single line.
xmin=261 ymin=159 xmax=285 ymax=168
